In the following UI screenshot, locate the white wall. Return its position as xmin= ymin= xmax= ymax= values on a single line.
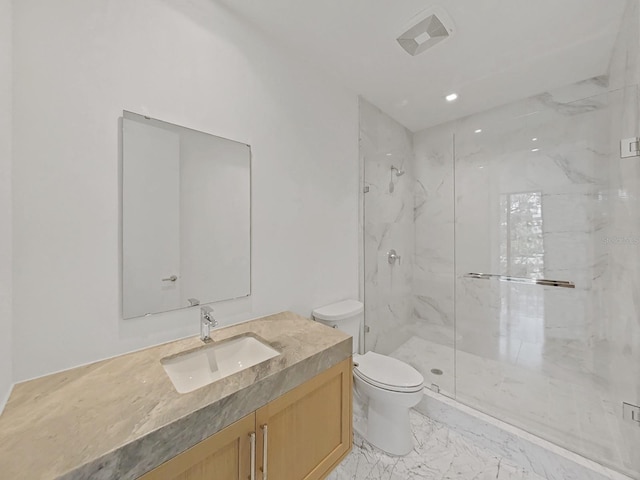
xmin=12 ymin=0 xmax=358 ymax=381
xmin=0 ymin=0 xmax=13 ymax=409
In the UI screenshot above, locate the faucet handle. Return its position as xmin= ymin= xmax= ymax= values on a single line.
xmin=388 ymin=249 xmax=401 ymax=265
xmin=200 ymin=306 xmax=216 ymax=325
xmin=200 ymin=306 xmax=216 ymax=342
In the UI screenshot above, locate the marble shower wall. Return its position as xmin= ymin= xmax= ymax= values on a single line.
xmin=359 ymin=98 xmax=416 ymax=355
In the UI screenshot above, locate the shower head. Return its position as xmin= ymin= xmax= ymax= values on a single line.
xmin=391 ymin=165 xmax=405 ymax=177
xmin=389 ymin=165 xmax=405 ymax=193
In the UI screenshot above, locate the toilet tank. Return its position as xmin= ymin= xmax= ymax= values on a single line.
xmin=312 ymin=300 xmax=364 ymax=354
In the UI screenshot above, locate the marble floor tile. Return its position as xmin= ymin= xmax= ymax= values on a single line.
xmin=327 ymin=411 xmax=547 ymax=480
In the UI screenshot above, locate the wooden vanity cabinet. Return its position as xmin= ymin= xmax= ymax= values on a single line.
xmin=255 ymin=356 xmax=352 ymax=480
xmin=139 ymin=358 xmax=352 ymax=480
xmin=138 ymin=413 xmax=255 ymax=480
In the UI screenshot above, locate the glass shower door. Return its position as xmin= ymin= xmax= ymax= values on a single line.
xmin=359 ymin=99 xmax=456 ymax=397
xmin=453 ymin=84 xmax=640 ymax=477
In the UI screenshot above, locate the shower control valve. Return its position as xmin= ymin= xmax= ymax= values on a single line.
xmin=388 ymin=249 xmax=401 ymax=265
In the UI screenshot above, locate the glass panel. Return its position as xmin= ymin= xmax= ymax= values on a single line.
xmin=410 ymin=124 xmax=456 ymax=396
xmin=359 ymin=98 xmax=456 ymax=393
xmin=453 ymin=83 xmax=640 ymax=477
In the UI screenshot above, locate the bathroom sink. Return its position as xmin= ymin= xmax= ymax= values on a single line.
xmin=161 ymin=335 xmax=280 ymax=394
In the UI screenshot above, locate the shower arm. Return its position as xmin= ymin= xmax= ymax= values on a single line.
xmin=391 ymin=165 xmax=405 ymax=177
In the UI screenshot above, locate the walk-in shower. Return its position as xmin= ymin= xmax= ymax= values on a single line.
xmin=360 ymin=1 xmax=640 ymax=477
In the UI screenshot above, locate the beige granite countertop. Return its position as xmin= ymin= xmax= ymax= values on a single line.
xmin=0 ymin=311 xmax=351 ymax=480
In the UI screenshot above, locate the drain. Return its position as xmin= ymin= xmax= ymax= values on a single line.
xmin=430 ymin=368 xmax=443 ymax=376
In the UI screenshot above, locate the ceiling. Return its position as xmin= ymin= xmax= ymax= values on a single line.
xmin=216 ymin=0 xmax=628 ymax=132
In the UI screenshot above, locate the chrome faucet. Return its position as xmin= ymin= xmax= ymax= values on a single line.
xmin=200 ymin=306 xmax=217 ymax=342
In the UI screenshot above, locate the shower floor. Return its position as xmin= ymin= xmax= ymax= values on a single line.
xmin=389 ymin=336 xmax=639 ymax=478
xmin=327 ymin=410 xmax=546 ymax=480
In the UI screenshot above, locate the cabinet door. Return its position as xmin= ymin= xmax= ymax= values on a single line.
xmin=256 ymin=358 xmax=352 ymax=480
xmin=139 ymin=413 xmax=256 ymax=480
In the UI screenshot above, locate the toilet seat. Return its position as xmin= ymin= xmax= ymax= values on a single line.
xmin=353 ymin=352 xmax=423 ymax=393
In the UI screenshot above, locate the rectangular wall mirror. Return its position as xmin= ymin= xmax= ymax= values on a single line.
xmin=121 ymin=111 xmax=251 ymax=319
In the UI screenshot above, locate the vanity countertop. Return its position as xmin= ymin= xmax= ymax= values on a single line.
xmin=0 ymin=311 xmax=351 ymax=480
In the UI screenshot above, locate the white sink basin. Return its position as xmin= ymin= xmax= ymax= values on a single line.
xmin=161 ymin=335 xmax=280 ymax=394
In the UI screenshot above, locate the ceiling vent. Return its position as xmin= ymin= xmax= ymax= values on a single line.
xmin=396 ymin=7 xmax=455 ymax=57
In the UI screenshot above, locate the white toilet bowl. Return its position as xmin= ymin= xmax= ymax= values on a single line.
xmin=353 ymin=351 xmax=423 ymax=455
xmin=311 ymin=300 xmax=424 ymax=456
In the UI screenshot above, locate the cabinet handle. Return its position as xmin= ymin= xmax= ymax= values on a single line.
xmin=249 ymin=432 xmax=256 ymax=480
xmin=261 ymin=424 xmax=268 ymax=480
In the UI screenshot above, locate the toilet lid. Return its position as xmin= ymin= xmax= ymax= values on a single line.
xmin=353 ymin=352 xmax=424 ymax=393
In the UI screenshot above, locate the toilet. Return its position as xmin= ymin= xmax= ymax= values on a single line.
xmin=312 ymin=300 xmax=424 ymax=456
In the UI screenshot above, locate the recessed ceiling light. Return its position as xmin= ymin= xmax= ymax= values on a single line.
xmin=386 ymin=153 xmax=393 ymax=156
xmin=531 ymin=148 xmax=540 ymax=152
xmin=532 ymin=137 xmax=538 ymax=141
xmin=475 ymin=129 xmax=482 ymax=133
xmin=446 ymin=93 xmax=458 ymax=102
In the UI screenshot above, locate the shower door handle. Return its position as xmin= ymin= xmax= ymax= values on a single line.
xmin=388 ymin=249 xmax=401 ymax=265
xmin=464 ymin=273 xmax=575 ymax=288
